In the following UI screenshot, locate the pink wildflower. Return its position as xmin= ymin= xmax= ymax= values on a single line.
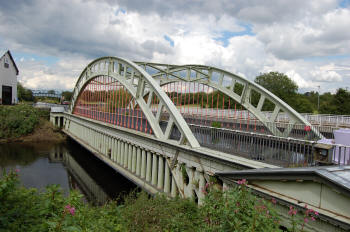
xmin=271 ymin=198 xmax=277 ymax=204
xmin=314 ymin=211 xmax=319 ymax=216
xmin=288 ymin=206 xmax=297 ymax=216
xmin=304 ymin=218 xmax=309 ymax=223
xmin=69 ymin=207 xmax=75 ymax=215
xmin=237 ymin=179 xmax=247 ymax=185
xmin=311 ymin=217 xmax=315 ymax=221
xmin=64 ymin=204 xmax=75 ymax=216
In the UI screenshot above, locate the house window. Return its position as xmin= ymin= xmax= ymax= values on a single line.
xmin=4 ymin=57 xmax=9 ymax=68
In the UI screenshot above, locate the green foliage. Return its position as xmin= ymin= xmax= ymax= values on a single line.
xmin=61 ymin=91 xmax=73 ymax=101
xmin=201 ymin=183 xmax=280 ymax=231
xmin=255 ymin=72 xmax=298 ymax=111
xmin=291 ymin=95 xmax=315 ymax=113
xmin=0 ymin=104 xmax=41 ymax=139
xmin=0 ymin=170 xmax=122 ymax=232
xmin=1 ymin=171 xmax=321 ymax=232
xmin=17 ymin=82 xmax=34 ymax=102
xmin=332 ymin=88 xmax=350 ymax=115
xmin=121 ymin=192 xmax=202 ymax=231
xmin=211 ymin=121 xmax=221 ymax=128
xmin=35 ymin=97 xmax=60 ymax=104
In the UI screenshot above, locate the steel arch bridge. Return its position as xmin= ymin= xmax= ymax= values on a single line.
xmin=69 ymin=56 xmax=323 ymax=149
xmin=50 ymin=57 xmax=350 ymax=231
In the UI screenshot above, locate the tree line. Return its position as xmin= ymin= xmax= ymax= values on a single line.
xmin=17 ymin=82 xmax=73 ymax=103
xmin=254 ymin=72 xmax=350 ymax=115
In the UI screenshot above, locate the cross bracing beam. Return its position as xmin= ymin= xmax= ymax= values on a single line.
xmin=135 ymin=62 xmax=324 ymax=139
xmin=69 ymin=57 xmax=200 ymax=148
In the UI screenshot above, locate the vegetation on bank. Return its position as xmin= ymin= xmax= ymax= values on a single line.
xmin=0 ymin=104 xmax=43 ymax=139
xmin=0 ymin=171 xmax=319 ymax=232
xmin=0 ymin=104 xmax=64 ymax=142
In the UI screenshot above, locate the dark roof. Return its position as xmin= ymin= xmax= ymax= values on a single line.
xmin=217 ymin=165 xmax=350 ymax=197
xmin=2 ymin=50 xmax=19 ymax=75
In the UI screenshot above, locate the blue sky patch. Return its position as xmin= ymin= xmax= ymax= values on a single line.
xmin=339 ymin=0 xmax=350 ymax=8
xmin=115 ymin=8 xmax=126 ymax=15
xmin=303 ymin=54 xmax=350 ymax=62
xmin=214 ymin=24 xmax=254 ymax=47
xmin=164 ymin=35 xmax=174 ymax=47
xmin=12 ymin=51 xmax=59 ymax=66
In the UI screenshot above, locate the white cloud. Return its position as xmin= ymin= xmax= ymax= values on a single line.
xmin=0 ymin=0 xmax=349 ymax=94
xmin=310 ymin=70 xmax=342 ymax=82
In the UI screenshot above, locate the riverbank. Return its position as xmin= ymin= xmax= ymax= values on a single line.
xmin=0 ymin=104 xmax=66 ymax=143
xmin=4 ymin=119 xmax=66 ymax=143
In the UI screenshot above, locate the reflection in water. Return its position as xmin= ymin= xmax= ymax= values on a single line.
xmin=0 ymin=140 xmax=136 ymax=205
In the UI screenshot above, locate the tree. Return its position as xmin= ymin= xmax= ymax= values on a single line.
xmin=61 ymin=91 xmax=73 ymax=101
xmin=47 ymin=90 xmax=55 ymax=94
xmin=332 ymin=88 xmax=350 ymax=115
xmin=318 ymin=92 xmax=336 ymax=114
xmin=254 ymin=72 xmax=298 ymax=106
xmin=293 ymin=95 xmax=315 ymax=113
xmin=17 ymin=82 xmax=34 ymax=102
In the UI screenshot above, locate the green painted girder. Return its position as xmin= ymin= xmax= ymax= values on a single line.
xmin=134 ymin=62 xmax=324 ymax=139
xmin=69 ymin=57 xmax=200 ymax=148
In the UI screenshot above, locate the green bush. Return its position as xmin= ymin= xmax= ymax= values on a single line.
xmin=0 ymin=171 xmax=319 ymax=231
xmin=0 ymin=170 xmax=123 ymax=232
xmin=0 ymin=104 xmax=43 ymax=139
xmin=211 ymin=121 xmax=221 ymax=128
xmin=201 ymin=181 xmax=280 ymax=231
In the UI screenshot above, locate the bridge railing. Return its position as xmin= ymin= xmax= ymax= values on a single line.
xmin=186 ymin=108 xmax=350 ymax=128
xmin=171 ymin=113 xmax=332 ymax=140
xmin=217 ymin=109 xmax=350 ymax=127
xmin=186 ymin=124 xmax=350 ymax=167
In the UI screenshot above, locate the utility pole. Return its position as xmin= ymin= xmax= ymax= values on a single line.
xmin=317 ymin=85 xmax=320 ymax=112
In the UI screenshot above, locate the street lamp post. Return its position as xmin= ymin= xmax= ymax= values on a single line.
xmin=317 ymin=85 xmax=320 ymax=112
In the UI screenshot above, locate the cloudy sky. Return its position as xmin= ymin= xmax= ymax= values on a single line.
xmin=1 ymin=0 xmax=350 ymax=93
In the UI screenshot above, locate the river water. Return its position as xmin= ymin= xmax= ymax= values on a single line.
xmin=0 ymin=139 xmax=137 ymax=205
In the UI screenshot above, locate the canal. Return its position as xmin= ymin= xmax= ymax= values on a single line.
xmin=0 ymin=139 xmax=137 ymax=205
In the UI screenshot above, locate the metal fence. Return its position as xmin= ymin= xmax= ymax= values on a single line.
xmin=179 ymin=108 xmax=350 ymax=128
xmin=187 ymin=124 xmax=350 ymax=167
xmin=183 ymin=115 xmax=335 ymax=140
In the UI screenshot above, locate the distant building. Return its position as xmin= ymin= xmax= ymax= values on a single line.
xmin=0 ymin=50 xmax=19 ymax=105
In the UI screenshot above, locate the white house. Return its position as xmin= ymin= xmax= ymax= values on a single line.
xmin=0 ymin=50 xmax=18 ymax=105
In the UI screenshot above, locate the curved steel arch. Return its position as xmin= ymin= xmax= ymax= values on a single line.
xmin=70 ymin=57 xmax=200 ymax=148
xmin=135 ymin=62 xmax=324 ymax=139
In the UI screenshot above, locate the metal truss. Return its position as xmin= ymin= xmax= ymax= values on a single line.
xmin=69 ymin=57 xmax=200 ymax=148
xmin=135 ymin=62 xmax=324 ymax=139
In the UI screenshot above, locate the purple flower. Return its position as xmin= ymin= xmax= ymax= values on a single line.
xmin=64 ymin=204 xmax=75 ymax=215
xmin=288 ymin=206 xmax=297 ymax=216
xmin=237 ymin=179 xmax=247 ymax=185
